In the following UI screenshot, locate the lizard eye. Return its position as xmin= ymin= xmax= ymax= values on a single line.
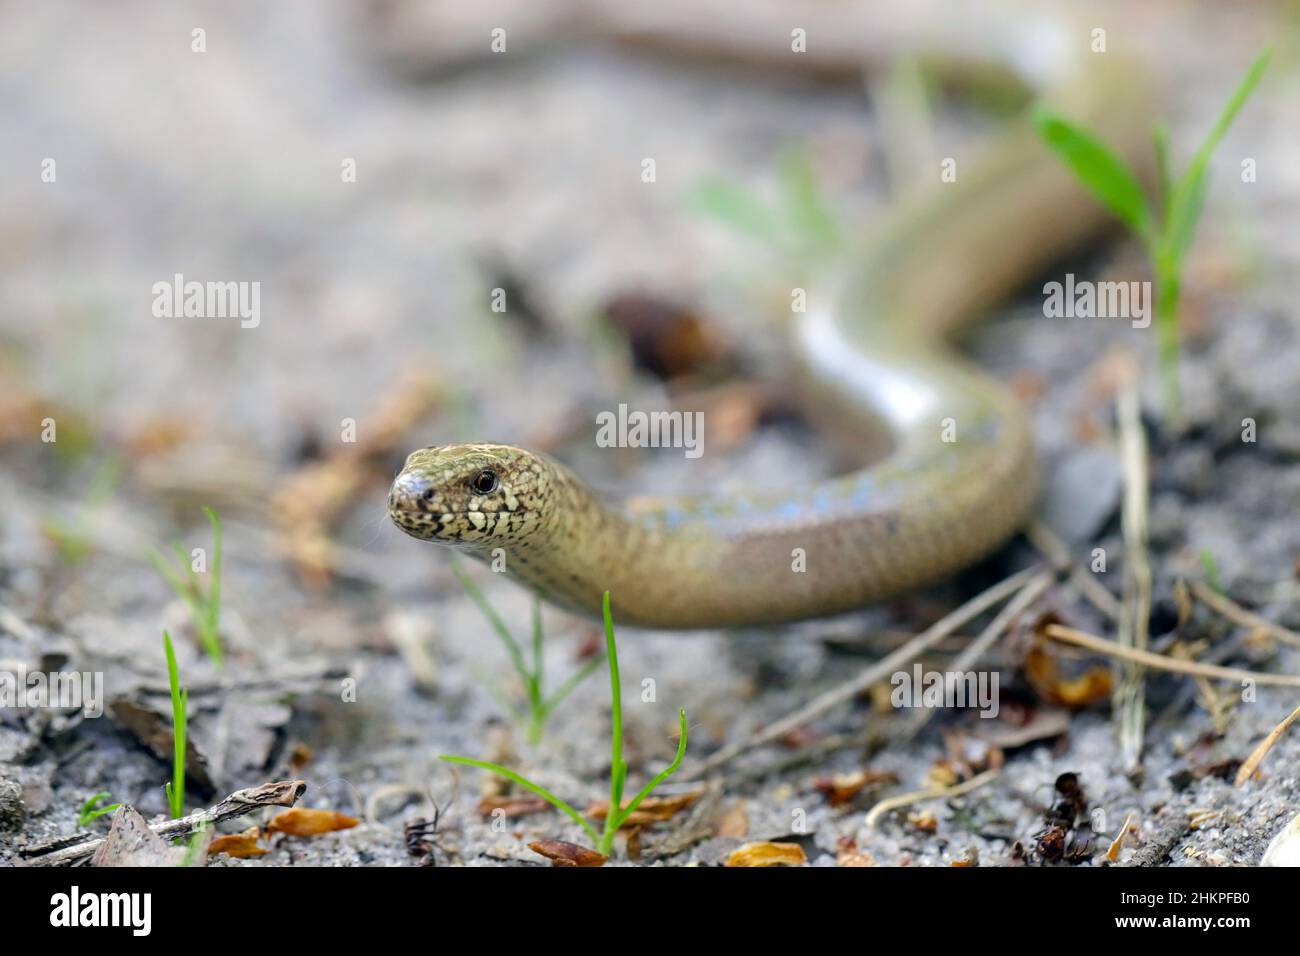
xmin=470 ymin=469 xmax=499 ymax=495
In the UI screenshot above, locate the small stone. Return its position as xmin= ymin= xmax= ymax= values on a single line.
xmin=0 ymin=772 xmax=25 ymax=831
xmin=1260 ymin=813 xmax=1300 ymax=867
xmin=1041 ymin=447 xmax=1123 ymax=543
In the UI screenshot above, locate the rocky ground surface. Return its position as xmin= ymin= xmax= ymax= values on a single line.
xmin=2 ymin=0 xmax=1298 ymax=868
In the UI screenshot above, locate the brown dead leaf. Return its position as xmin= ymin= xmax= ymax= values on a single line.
xmin=209 ymin=826 xmax=268 ymax=859
xmin=714 ymin=802 xmax=749 ymax=839
xmin=528 ymin=840 xmax=607 ymax=867
xmin=1236 ymin=702 xmax=1300 ymax=787
xmin=288 ymin=742 xmax=314 ymax=773
xmin=973 ymin=707 xmax=1071 ymax=749
xmin=586 ymin=791 xmax=701 ymax=827
xmin=123 ymin=414 xmax=200 ymax=457
xmin=1106 ymin=814 xmax=1135 ymax=862
xmin=266 ymin=807 xmax=359 ymax=837
xmin=271 ymin=367 xmax=440 ymax=586
xmin=107 ymin=698 xmax=215 ymax=793
xmin=477 ymin=794 xmax=552 ymax=819
xmin=1024 ymin=645 xmax=1112 ymax=708
xmin=91 ymin=806 xmax=189 ymax=867
xmin=601 ymin=292 xmax=729 ymax=380
xmin=835 ymin=836 xmax=877 ymax=867
xmin=776 ymin=725 xmax=824 ymax=750
xmin=925 ymin=760 xmax=963 ymax=789
xmin=1009 ymin=370 xmax=1047 ymax=405
xmin=908 ymin=811 xmax=938 ymax=833
xmin=812 ymin=769 xmax=899 ymax=807
xmin=724 ymin=841 xmax=807 ymax=867
xmin=1053 ymin=669 xmax=1113 ymax=707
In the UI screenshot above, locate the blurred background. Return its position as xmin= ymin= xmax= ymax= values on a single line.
xmin=3 ymin=1 xmax=1300 ymax=866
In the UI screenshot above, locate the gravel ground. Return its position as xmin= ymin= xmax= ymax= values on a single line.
xmin=2 ymin=0 xmax=1299 ymax=868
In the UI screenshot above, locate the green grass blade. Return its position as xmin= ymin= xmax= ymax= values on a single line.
xmin=201 ymin=506 xmax=223 ymax=667
xmin=1201 ymin=548 xmax=1225 ymax=594
xmin=684 ymin=180 xmax=787 ymax=245
xmin=450 ymin=556 xmax=529 ymax=682
xmin=148 ymin=550 xmax=189 ymax=602
xmin=609 ymin=709 xmax=689 ymax=831
xmin=602 ymin=592 xmax=626 ymax=815
xmin=529 ymin=594 xmax=544 ymax=714
xmin=1191 ymin=48 xmax=1272 ymax=174
xmin=779 ymin=149 xmax=840 ymax=250
xmin=1034 ymin=111 xmax=1152 ymax=239
xmin=162 ymin=630 xmax=186 ymax=819
xmin=1152 ymin=123 xmax=1172 ymax=216
xmin=1165 ymin=164 xmax=1210 ymax=270
xmin=77 ymin=792 xmax=120 ymax=827
xmin=1166 ymin=49 xmax=1271 ymax=267
xmin=440 ymin=755 xmax=599 ymax=844
xmin=540 ymin=655 xmax=606 ymax=719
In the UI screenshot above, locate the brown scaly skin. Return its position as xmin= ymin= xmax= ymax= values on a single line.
xmin=388 ymin=39 xmax=1156 ymax=629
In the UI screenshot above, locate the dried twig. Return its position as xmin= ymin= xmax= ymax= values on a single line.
xmin=20 ymin=779 xmax=307 ymax=866
xmin=863 ymin=767 xmax=999 ymax=829
xmin=684 ymin=566 xmax=1044 ymax=780
xmin=1045 ymin=624 xmax=1300 ymax=687
xmin=899 ymin=569 xmax=1054 ymax=741
xmin=1114 ymin=368 xmax=1151 ymax=770
xmin=1189 ymin=580 xmax=1300 ymax=650
xmin=1120 ymin=811 xmax=1191 ymax=867
xmin=1235 ymin=702 xmax=1300 ymax=787
xmin=1026 ymin=520 xmax=1121 ymax=621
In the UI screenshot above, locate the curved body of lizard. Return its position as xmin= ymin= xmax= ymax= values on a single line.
xmin=388 ymin=21 xmax=1154 ymax=628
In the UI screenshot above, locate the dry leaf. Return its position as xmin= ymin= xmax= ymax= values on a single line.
xmin=601 ymin=292 xmax=729 ymax=381
xmin=812 ymin=769 xmax=898 ymax=807
xmin=925 ymin=761 xmax=962 ymax=789
xmin=91 ymin=806 xmax=189 ymax=867
xmin=528 ymin=840 xmax=607 ymax=867
xmin=107 ymin=698 xmax=215 ymax=793
xmin=908 ymin=811 xmax=938 ymax=833
xmin=209 ymin=826 xmax=268 ymax=858
xmin=477 ymin=795 xmax=552 ymax=818
xmin=288 ymin=742 xmax=314 ymax=773
xmin=266 ymin=807 xmax=359 ymax=837
xmin=714 ymin=802 xmax=749 ymax=839
xmin=586 ymin=791 xmax=701 ymax=827
xmin=725 ymin=841 xmax=807 ymax=867
xmin=973 ymin=707 xmax=1071 ymax=749
xmin=1106 ymin=815 xmax=1135 ymax=862
xmin=1024 ymin=646 xmax=1112 ymax=708
xmin=1236 ymin=703 xmax=1300 ymax=787
xmin=835 ymin=836 xmax=876 ymax=867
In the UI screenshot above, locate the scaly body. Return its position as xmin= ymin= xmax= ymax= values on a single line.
xmin=388 ymin=23 xmax=1154 ymax=628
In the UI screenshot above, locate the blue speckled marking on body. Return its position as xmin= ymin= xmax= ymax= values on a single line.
xmin=850 ymin=477 xmax=874 ymax=508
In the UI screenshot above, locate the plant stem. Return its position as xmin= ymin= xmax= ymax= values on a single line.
xmin=601 ymin=591 xmax=626 ymax=855
xmin=1155 ymin=261 xmax=1182 ymax=422
xmin=162 ymin=630 xmax=187 ymax=819
xmin=201 ymin=506 xmax=223 ymax=669
xmin=440 ymin=755 xmax=599 ymax=844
